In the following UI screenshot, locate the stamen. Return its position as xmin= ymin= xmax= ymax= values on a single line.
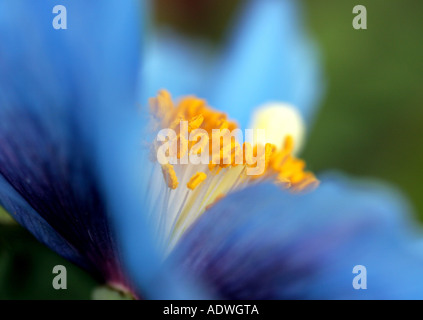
xmin=188 ymin=115 xmax=204 ymax=132
xmin=161 ymin=164 xmax=178 ymax=189
xmin=187 ymin=172 xmax=207 ymax=190
xmin=147 ymin=90 xmax=318 ymax=255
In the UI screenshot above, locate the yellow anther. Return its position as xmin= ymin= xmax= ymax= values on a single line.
xmin=265 ymin=143 xmax=276 ymax=167
xmin=280 ymin=159 xmax=306 ymax=178
xmin=190 ymin=131 xmax=209 ymax=155
xmin=187 ymin=172 xmax=207 ymax=190
xmin=283 ymin=135 xmax=294 ymax=153
xmin=219 ymin=120 xmax=229 ymax=130
xmin=291 ymin=171 xmax=307 ymax=184
xmin=149 ymin=89 xmax=173 ymax=120
xmin=178 ymin=96 xmax=205 ymax=118
xmin=161 ymin=164 xmax=179 ymax=189
xmin=188 ymin=114 xmax=204 ymax=132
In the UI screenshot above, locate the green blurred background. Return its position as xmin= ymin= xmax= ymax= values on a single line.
xmin=0 ymin=0 xmax=422 ymax=299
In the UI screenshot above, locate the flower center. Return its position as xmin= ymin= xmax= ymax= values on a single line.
xmin=145 ymin=90 xmax=318 ymax=255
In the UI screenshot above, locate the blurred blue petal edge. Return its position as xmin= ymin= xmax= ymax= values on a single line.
xmin=170 ymin=173 xmax=423 ymax=299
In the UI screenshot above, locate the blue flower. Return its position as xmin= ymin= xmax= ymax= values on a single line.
xmin=0 ymin=0 xmax=422 ymax=301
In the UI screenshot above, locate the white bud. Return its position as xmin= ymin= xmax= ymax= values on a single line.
xmin=249 ymin=102 xmax=305 ymax=154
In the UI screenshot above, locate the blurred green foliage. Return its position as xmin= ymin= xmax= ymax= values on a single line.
xmin=0 ymin=0 xmax=422 ymax=299
xmin=154 ymin=0 xmax=242 ymax=42
xmin=0 ymin=223 xmax=97 ymax=299
xmin=302 ymin=0 xmax=423 ymax=221
xmin=0 ymin=207 xmax=15 ymax=225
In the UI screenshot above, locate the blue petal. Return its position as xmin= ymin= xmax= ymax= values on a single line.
xmin=140 ymin=30 xmax=214 ymax=104
xmin=0 ymin=0 xmax=143 ymax=286
xmin=169 ymin=174 xmax=423 ymax=299
xmin=209 ymin=0 xmax=323 ymax=128
xmin=141 ymin=0 xmax=322 ymax=128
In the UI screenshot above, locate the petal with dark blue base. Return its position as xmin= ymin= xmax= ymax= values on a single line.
xmin=169 ymin=174 xmax=423 ymax=299
xmin=0 ymin=0 xmax=143 ymax=286
xmin=0 ymin=173 xmax=86 ymax=269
